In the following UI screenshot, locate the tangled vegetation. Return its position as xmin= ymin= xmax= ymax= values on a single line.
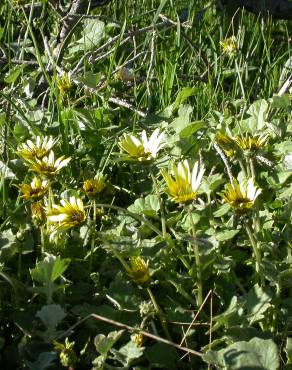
xmin=0 ymin=0 xmax=291 ymax=369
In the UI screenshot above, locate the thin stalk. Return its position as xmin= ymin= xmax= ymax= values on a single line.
xmin=40 ymin=225 xmax=46 ymax=257
xmin=147 ymin=287 xmax=171 ymax=341
xmin=234 ymin=59 xmax=246 ymax=100
xmin=149 ymin=168 xmax=167 ymax=238
xmin=238 ymin=159 xmax=247 ymax=177
xmin=249 ymin=158 xmax=256 ymax=179
xmin=89 ymin=199 xmax=97 ymax=274
xmin=245 ymin=222 xmax=264 ymax=286
xmin=188 ymin=206 xmax=203 ymax=307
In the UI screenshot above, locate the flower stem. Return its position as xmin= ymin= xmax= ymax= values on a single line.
xmin=245 ymin=222 xmax=264 ymax=286
xmin=188 ymin=206 xmax=203 ymax=307
xmin=149 ymin=168 xmax=167 ymax=238
xmin=89 ymin=199 xmax=97 ymax=274
xmin=147 ymin=287 xmax=171 ymax=341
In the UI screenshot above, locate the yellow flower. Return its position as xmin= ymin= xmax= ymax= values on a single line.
xmin=161 ymin=160 xmax=205 ymax=204
xmin=220 ymin=178 xmax=261 ymax=213
xmin=220 ymin=36 xmax=238 ymax=56
xmin=233 ymin=133 xmax=269 ymax=151
xmin=47 ymin=196 xmax=86 ymax=233
xmin=17 ymin=177 xmax=48 ymax=199
xmin=128 ymin=256 xmax=150 ymax=285
xmin=26 ymin=151 xmax=71 ymax=177
xmin=55 ymin=71 xmax=72 ymax=97
xmin=16 ymin=136 xmax=58 ymax=160
xmin=83 ymin=173 xmax=107 ymax=197
xmin=31 ymin=202 xmax=46 ymax=224
xmin=118 ymin=128 xmax=165 ymax=162
xmin=215 ymin=132 xmax=238 ymax=158
xmin=132 ymin=333 xmax=144 ymax=347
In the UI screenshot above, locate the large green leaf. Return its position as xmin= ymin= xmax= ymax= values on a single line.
xmin=203 ymin=337 xmax=279 ymax=370
xmin=111 ymin=340 xmax=144 ymax=367
xmin=69 ymin=19 xmax=105 ymax=54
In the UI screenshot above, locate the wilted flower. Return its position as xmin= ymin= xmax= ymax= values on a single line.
xmin=16 ymin=136 xmax=58 ymax=161
xmin=31 ymin=202 xmax=46 ymax=224
xmin=161 ymin=160 xmax=205 ymax=204
xmin=83 ymin=173 xmax=107 ymax=197
xmin=219 ymin=178 xmax=261 ymax=213
xmin=128 ymin=256 xmax=150 ymax=285
xmin=233 ymin=132 xmax=269 ymax=151
xmin=118 ymin=128 xmax=165 ymax=162
xmin=215 ymin=132 xmax=238 ymax=158
xmin=116 ymin=67 xmax=135 ymax=82
xmin=18 ymin=177 xmax=48 ymax=199
xmin=26 ymin=151 xmax=71 ymax=177
xmin=220 ymin=36 xmax=238 ymax=56
xmin=55 ymin=71 xmax=72 ymax=97
xmin=47 ymin=196 xmax=86 ymax=233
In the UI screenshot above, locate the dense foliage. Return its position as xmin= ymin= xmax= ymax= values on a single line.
xmin=0 ymin=0 xmax=291 ymax=369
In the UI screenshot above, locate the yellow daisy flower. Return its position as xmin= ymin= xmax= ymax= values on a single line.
xmin=118 ymin=128 xmax=165 ymax=162
xmin=82 ymin=172 xmax=107 ymax=197
xmin=220 ymin=178 xmax=261 ymax=213
xmin=47 ymin=196 xmax=86 ymax=233
xmin=16 ymin=136 xmax=58 ymax=160
xmin=26 ymin=151 xmax=71 ymax=177
xmin=17 ymin=177 xmax=48 ymax=200
xmin=128 ymin=256 xmax=150 ymax=285
xmin=161 ymin=160 xmax=205 ymax=204
xmin=233 ymin=132 xmax=269 ymax=151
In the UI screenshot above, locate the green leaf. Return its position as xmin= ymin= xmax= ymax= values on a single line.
xmin=111 ymin=340 xmax=144 ymax=366
xmin=245 ymin=285 xmax=272 ymax=324
xmin=215 ymin=229 xmax=239 ymax=242
xmin=241 ymin=99 xmax=269 ymax=133
xmin=128 ymin=194 xmax=160 ymax=218
xmin=26 ymin=352 xmax=57 ymax=370
xmin=213 ymin=296 xmax=243 ymax=332
xmin=94 ymin=330 xmax=124 ymax=356
xmin=30 ymin=254 xmax=70 ymax=284
xmin=0 ymin=229 xmax=19 ymax=262
xmin=69 ymin=19 xmax=105 ymax=54
xmin=145 ymin=343 xmax=178 ymax=369
xmin=170 ymin=104 xmax=193 ymax=134
xmin=36 ymin=304 xmax=66 ymax=331
xmin=172 ymin=87 xmax=196 ymax=112
xmin=285 ymin=338 xmax=292 ymax=364
xmin=213 ymin=203 xmax=231 ymax=217
xmin=4 ymin=65 xmax=25 ymax=84
xmin=179 ymin=121 xmax=204 ymax=138
xmin=30 ymin=255 xmax=70 ymax=303
xmin=203 ymin=337 xmax=279 ymax=370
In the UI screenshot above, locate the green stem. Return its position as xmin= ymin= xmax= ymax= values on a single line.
xmin=249 ymin=158 xmax=256 ymax=179
xmin=245 ymin=222 xmax=264 ymax=286
xmin=40 ymin=225 xmax=46 ymax=257
xmin=89 ymin=199 xmax=97 ymax=274
xmin=147 ymin=287 xmax=171 ymax=341
xmin=188 ymin=206 xmax=203 ymax=307
xmin=238 ymin=159 xmax=247 ymax=177
xmin=149 ymin=168 xmax=167 ymax=239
